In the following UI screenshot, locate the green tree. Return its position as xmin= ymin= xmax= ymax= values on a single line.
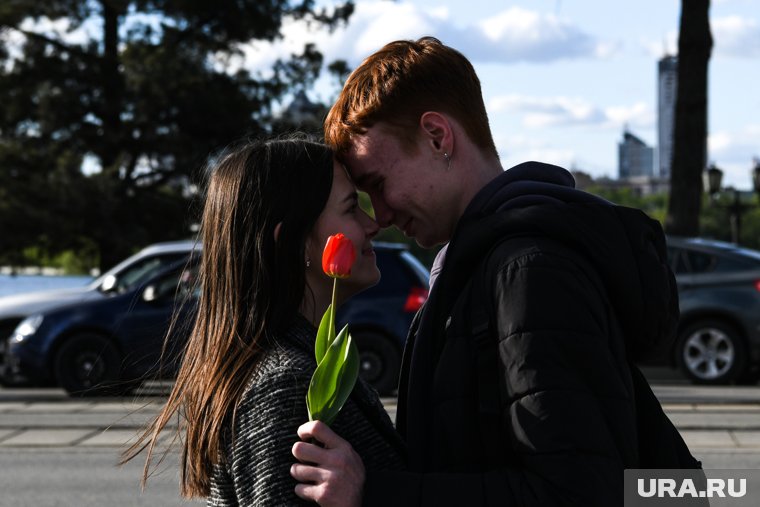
xmin=665 ymin=0 xmax=713 ymax=237
xmin=0 ymin=0 xmax=353 ymax=269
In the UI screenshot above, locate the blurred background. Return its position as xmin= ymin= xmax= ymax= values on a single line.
xmin=0 ymin=0 xmax=758 ymax=281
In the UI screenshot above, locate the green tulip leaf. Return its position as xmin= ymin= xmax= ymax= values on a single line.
xmin=306 ymin=325 xmax=359 ymax=424
xmin=322 ymin=332 xmax=359 ymax=426
xmin=315 ymin=303 xmax=334 ymax=364
xmin=307 ymin=324 xmax=349 ymax=420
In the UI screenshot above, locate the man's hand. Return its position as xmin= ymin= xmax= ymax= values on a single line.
xmin=291 ymin=420 xmax=365 ymax=507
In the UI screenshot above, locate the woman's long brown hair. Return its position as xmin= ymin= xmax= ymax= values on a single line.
xmin=121 ymin=137 xmax=334 ymax=497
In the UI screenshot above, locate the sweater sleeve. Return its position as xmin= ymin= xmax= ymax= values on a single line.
xmin=226 ymin=367 xmax=314 ymax=507
xmin=363 ymin=250 xmax=631 ymax=506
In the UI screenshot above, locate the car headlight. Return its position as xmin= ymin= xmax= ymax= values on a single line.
xmin=11 ymin=314 xmax=44 ymax=343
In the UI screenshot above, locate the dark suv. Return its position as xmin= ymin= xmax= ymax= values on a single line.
xmin=664 ymin=236 xmax=760 ymax=384
xmin=0 ymin=241 xmax=428 ymax=396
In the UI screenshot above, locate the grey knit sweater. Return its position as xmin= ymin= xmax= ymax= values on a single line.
xmin=207 ymin=316 xmax=406 ymax=506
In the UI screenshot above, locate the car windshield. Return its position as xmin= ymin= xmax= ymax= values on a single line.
xmin=92 ymin=253 xmax=188 ymax=293
xmin=731 ymin=247 xmax=760 ymax=262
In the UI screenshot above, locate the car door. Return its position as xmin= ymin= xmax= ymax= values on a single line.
xmin=115 ymin=262 xmax=198 ymax=378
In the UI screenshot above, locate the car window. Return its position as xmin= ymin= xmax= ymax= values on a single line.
xmin=399 ymin=251 xmax=431 ymax=287
xmin=713 ymin=256 xmax=757 ymax=273
xmin=371 ymin=250 xmax=409 ymax=295
xmin=685 ymin=250 xmax=715 ymax=273
xmin=151 ymin=263 xmax=200 ymax=301
xmin=115 ymin=253 xmax=187 ymax=292
xmin=668 ymin=247 xmax=718 ymax=274
xmin=177 ymin=264 xmax=201 ymax=300
xmin=668 ymin=247 xmax=689 ymax=274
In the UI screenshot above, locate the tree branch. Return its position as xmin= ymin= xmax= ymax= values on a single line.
xmin=15 ymin=28 xmax=97 ymax=64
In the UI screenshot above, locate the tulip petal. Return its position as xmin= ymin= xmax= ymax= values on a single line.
xmin=322 ymin=234 xmax=356 ymax=278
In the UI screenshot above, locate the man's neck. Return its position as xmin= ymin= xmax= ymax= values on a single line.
xmin=455 ymin=152 xmax=503 ymax=219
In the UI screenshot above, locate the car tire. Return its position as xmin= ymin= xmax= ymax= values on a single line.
xmin=676 ymin=320 xmax=747 ymax=385
xmin=53 ymin=334 xmax=127 ymax=397
xmin=354 ymin=330 xmax=400 ymax=396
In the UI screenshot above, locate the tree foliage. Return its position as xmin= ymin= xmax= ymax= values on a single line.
xmin=0 ymin=0 xmax=352 ymax=269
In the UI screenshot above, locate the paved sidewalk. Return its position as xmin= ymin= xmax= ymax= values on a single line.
xmin=2 ymin=397 xmax=760 ymax=449
xmin=3 ymin=379 xmax=760 ymax=450
xmin=0 ymin=398 xmax=168 ymax=448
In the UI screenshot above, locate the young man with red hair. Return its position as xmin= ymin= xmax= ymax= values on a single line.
xmin=291 ymin=37 xmax=698 ymax=506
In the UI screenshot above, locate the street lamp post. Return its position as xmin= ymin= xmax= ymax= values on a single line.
xmin=704 ymin=159 xmax=760 ymax=245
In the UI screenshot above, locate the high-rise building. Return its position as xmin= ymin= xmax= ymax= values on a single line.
xmin=618 ymin=128 xmax=654 ymax=179
xmin=658 ymin=55 xmax=678 ymax=179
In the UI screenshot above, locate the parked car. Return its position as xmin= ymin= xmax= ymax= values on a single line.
xmin=0 ymin=241 xmax=428 ymax=396
xmin=663 ymin=236 xmax=760 ymax=384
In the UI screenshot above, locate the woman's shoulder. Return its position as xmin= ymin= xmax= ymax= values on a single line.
xmin=240 ymin=318 xmax=316 ymax=400
xmin=251 ymin=339 xmax=312 ymax=381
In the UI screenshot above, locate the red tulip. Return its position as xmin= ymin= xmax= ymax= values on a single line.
xmin=322 ymin=233 xmax=356 ymax=279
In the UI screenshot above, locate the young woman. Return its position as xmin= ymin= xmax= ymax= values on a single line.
xmin=123 ymin=138 xmax=405 ymax=505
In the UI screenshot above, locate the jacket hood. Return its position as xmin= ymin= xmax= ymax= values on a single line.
xmin=446 ymin=161 xmax=679 ymax=362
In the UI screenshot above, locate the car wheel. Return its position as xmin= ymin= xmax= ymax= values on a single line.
xmin=53 ymin=334 xmax=126 ymax=397
xmin=354 ymin=331 xmax=400 ymax=396
xmin=676 ymin=320 xmax=747 ymax=385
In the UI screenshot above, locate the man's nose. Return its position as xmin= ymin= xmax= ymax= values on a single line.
xmin=372 ymin=198 xmax=394 ymax=228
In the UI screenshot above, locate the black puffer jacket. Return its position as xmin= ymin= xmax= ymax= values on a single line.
xmin=364 ymin=162 xmax=690 ymax=506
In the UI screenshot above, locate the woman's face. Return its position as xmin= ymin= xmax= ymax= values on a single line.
xmin=307 ymin=160 xmax=381 ymax=298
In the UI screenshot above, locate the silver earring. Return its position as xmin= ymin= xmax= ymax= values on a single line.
xmin=443 ymin=152 xmax=452 ymax=170
xmin=306 ymin=258 xmax=311 ymax=267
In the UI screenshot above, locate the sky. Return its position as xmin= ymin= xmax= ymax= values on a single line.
xmin=5 ymin=0 xmax=759 ymax=189
xmin=252 ymin=0 xmax=760 ymax=189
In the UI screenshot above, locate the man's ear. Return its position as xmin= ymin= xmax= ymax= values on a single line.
xmin=273 ymin=222 xmax=282 ymax=243
xmin=419 ymin=112 xmax=453 ymax=155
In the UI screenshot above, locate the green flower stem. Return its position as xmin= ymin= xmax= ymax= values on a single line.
xmin=329 ymin=278 xmax=337 ymax=346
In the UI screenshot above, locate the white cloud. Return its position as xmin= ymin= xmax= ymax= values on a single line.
xmin=641 ymin=31 xmax=678 ymax=58
xmin=488 ymin=94 xmax=653 ymax=129
xmin=594 ymin=41 xmax=623 ymax=59
xmin=461 ymin=6 xmax=600 ymax=62
xmin=607 ymin=102 xmax=655 ymax=127
xmin=494 ymin=134 xmax=577 ymax=170
xmin=643 ymin=16 xmax=760 ymax=59
xmin=708 ymin=132 xmax=734 ymax=154
xmin=709 ymin=124 xmax=760 ymax=160
xmin=712 ymin=16 xmax=760 ymax=58
xmin=707 ymin=124 xmax=760 ymax=188
xmin=233 ymin=1 xmax=610 ymax=76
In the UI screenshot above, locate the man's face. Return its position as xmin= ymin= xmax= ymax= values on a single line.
xmin=341 ymin=124 xmax=460 ymax=248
